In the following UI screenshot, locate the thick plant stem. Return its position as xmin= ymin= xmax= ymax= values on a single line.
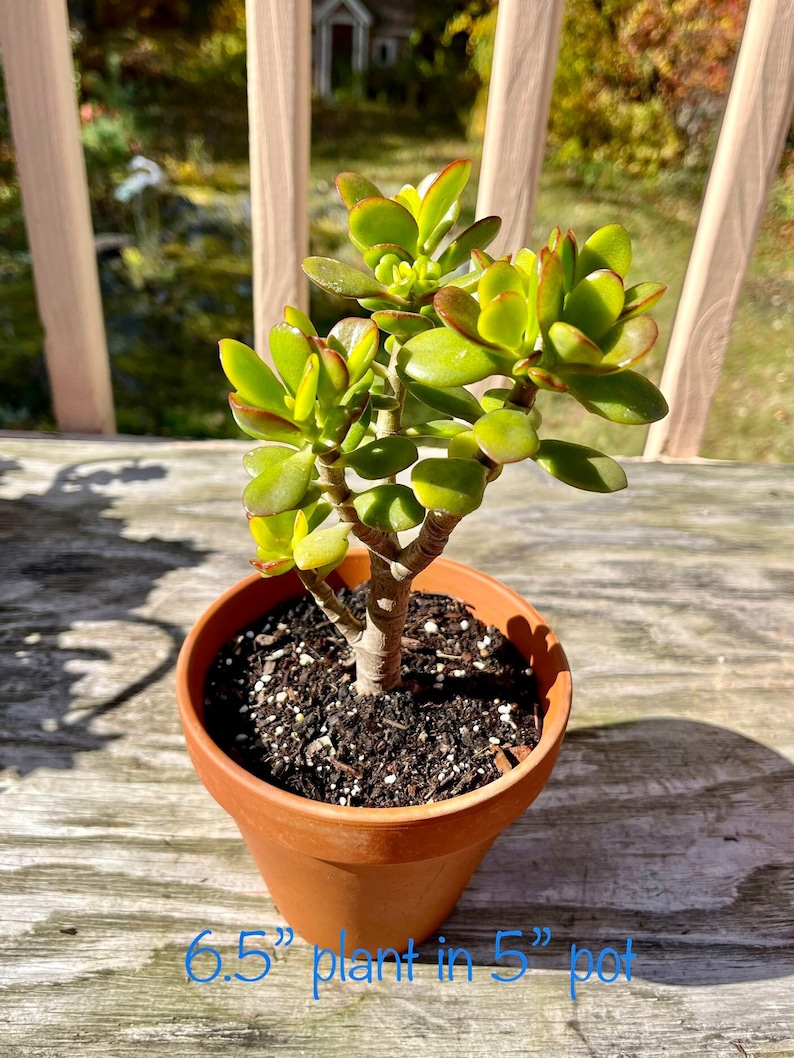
xmin=354 ymin=553 xmax=414 ymax=695
xmin=297 ymin=568 xmax=364 ymax=648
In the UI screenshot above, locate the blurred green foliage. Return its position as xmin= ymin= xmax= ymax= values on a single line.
xmin=0 ymin=0 xmax=791 ymax=460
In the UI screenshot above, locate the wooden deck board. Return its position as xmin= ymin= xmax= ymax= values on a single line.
xmin=0 ymin=438 xmax=792 ymax=1056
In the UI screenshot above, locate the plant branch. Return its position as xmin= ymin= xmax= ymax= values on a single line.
xmin=317 ymin=451 xmax=399 ymax=560
xmin=296 ymin=568 xmax=364 ymax=647
xmin=508 ymin=377 xmax=539 ymax=409
xmin=394 ymin=510 xmax=462 ymax=579
xmin=394 ymin=448 xmax=505 ymax=579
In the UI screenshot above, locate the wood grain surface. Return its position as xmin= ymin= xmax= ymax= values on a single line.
xmin=476 ymin=0 xmax=566 ymax=257
xmin=246 ymin=0 xmax=311 ymax=357
xmin=644 ymin=0 xmax=794 ymax=458
xmin=0 ymin=438 xmax=792 ymax=1057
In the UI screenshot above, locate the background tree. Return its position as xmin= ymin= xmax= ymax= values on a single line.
xmin=451 ymin=0 xmax=750 ymax=177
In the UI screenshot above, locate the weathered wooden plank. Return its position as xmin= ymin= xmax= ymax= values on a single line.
xmin=0 ymin=439 xmax=792 ymax=1056
xmin=644 ymin=0 xmax=794 ymax=458
xmin=246 ymin=0 xmax=311 ymax=361
xmin=476 ymin=0 xmax=566 ymax=256
xmin=0 ymin=0 xmax=115 ymax=434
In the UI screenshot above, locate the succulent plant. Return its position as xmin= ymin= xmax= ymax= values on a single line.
xmin=221 ymin=160 xmax=667 ymax=695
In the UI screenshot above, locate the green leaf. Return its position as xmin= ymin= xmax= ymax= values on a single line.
xmin=293 ymin=522 xmax=352 ymax=571
xmin=513 ymin=250 xmax=540 ymax=347
xmin=352 ymin=484 xmax=425 ymax=532
xmin=403 ymin=420 xmax=469 ymax=439
xmin=574 ymin=224 xmax=632 ymax=284
xmin=533 ymin=440 xmax=627 ymax=493
xmin=548 ymin=322 xmax=603 ymax=366
xmin=316 ymin=345 xmax=349 ymax=405
xmin=229 ymin=394 xmax=306 ymax=444
xmin=251 ymin=555 xmax=296 ymax=578
xmin=363 ymin=243 xmax=414 ymax=272
xmin=316 ymin=406 xmax=354 ymax=451
xmin=341 ymin=436 xmax=418 ymax=478
xmin=340 ymin=403 xmax=372 ymax=453
xmin=394 ymin=183 xmax=421 ymax=218
xmin=340 ymin=371 xmax=373 ymax=414
xmin=537 ymin=249 xmax=566 ymax=337
xmin=524 ymin=366 xmax=568 ymax=392
xmin=480 ymin=387 xmax=512 ymax=412
xmin=411 ymin=458 xmax=487 ymax=515
xmin=417 ymin=160 xmax=471 ymax=248
xmin=566 ymin=371 xmax=669 ymax=424
xmin=268 ymin=323 xmax=315 ymax=395
xmin=243 ymin=444 xmax=294 ymax=478
xmin=473 ymin=409 xmax=540 ymax=463
xmin=302 ymin=257 xmax=386 ymax=299
xmin=305 ymin=500 xmax=333 ymax=533
xmin=423 ymin=199 xmax=460 ymax=256
xmin=252 ymin=508 xmax=303 ymax=550
xmin=291 ymin=508 xmax=309 ymax=547
xmin=620 ymin=282 xmax=666 ymax=321
xmin=478 ymin=290 xmax=528 ymax=349
xmin=434 ymin=286 xmax=485 ymax=344
xmin=600 ymin=316 xmax=659 ymax=370
xmin=445 ymin=267 xmax=484 ymax=295
xmin=293 ymin=353 xmax=319 ymax=423
xmin=514 ymin=247 xmax=538 ymax=282
xmin=436 ymin=216 xmax=501 ymax=275
xmin=563 ymin=270 xmax=625 ymax=341
xmin=371 ymin=309 xmax=433 ymax=341
xmin=250 ymin=515 xmax=290 ymax=553
xmin=478 ymin=261 xmax=524 ymax=308
xmin=242 ymin=445 xmax=316 ymax=517
xmin=349 ymin=197 xmax=418 ymax=256
xmin=477 ymin=390 xmax=543 ymax=429
xmin=329 ymin=317 xmax=380 ymax=384
xmin=283 ymin=306 xmax=317 ymax=336
xmin=219 ymin=339 xmax=288 ymax=414
xmin=400 ymin=328 xmax=510 ymax=387
xmin=336 ymin=171 xmax=382 ymax=210
xmin=369 ymin=393 xmax=400 ymax=411
xmin=358 ymin=297 xmax=407 ymax=312
xmin=447 ymin=430 xmax=480 ymax=459
xmin=560 ymin=230 xmax=578 ymax=292
xmin=399 ymin=373 xmax=484 ymax=423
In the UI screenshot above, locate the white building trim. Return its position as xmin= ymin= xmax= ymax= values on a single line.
xmin=313 ymin=0 xmax=374 ymax=98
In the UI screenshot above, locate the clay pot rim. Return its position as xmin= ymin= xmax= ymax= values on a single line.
xmin=176 ymin=551 xmax=572 ymax=826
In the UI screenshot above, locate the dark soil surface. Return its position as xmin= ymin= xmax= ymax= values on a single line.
xmin=204 ymin=584 xmax=542 ymax=808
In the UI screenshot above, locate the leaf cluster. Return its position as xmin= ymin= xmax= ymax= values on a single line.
xmin=220 ymin=160 xmax=667 ymax=579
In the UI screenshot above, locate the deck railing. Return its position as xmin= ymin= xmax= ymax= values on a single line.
xmin=0 ymin=0 xmax=792 ymax=454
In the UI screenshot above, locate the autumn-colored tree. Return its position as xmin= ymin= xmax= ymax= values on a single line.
xmin=449 ymin=0 xmax=749 ymax=176
xmin=618 ymin=0 xmax=747 ymax=165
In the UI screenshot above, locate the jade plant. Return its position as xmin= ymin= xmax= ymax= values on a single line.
xmin=220 ymin=160 xmax=667 ymax=696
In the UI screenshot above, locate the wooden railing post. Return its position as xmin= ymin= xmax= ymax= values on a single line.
xmin=644 ymin=0 xmax=794 ymax=459
xmin=476 ymin=0 xmax=566 ymax=256
xmin=0 ymin=0 xmax=115 ymax=434
xmin=246 ymin=0 xmax=311 ymax=361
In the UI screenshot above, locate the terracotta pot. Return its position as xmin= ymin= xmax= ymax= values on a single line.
xmin=176 ymin=550 xmax=572 ymax=953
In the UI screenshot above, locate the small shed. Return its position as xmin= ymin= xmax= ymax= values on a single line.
xmin=312 ymin=0 xmax=416 ymax=98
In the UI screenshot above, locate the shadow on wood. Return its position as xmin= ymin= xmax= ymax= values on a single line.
xmin=0 ymin=459 xmax=208 ymax=781
xmin=432 ymin=718 xmax=794 ymax=987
